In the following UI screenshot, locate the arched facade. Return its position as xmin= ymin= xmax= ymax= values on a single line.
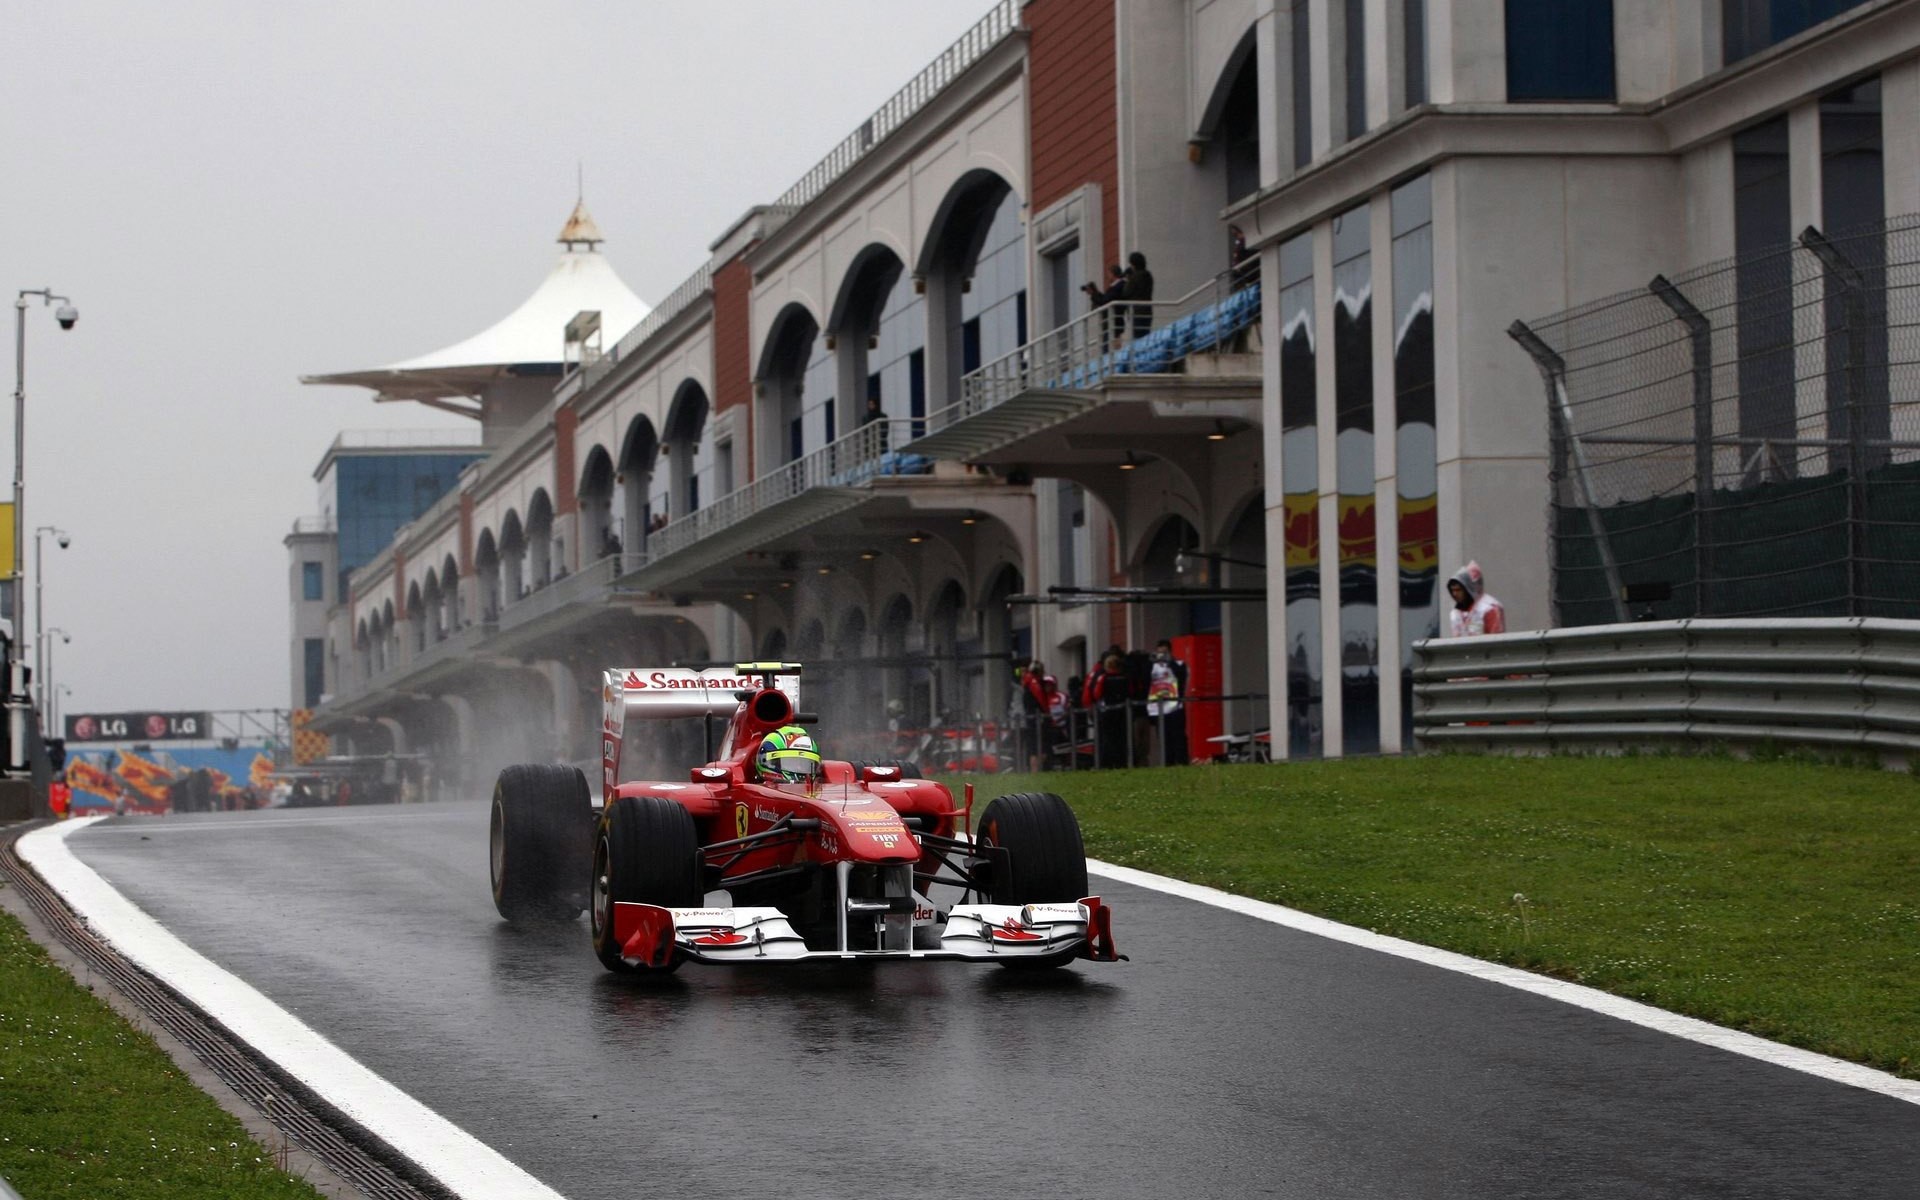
xmin=526 ymin=489 xmax=555 ymax=588
xmin=618 ymin=414 xmax=659 ymax=549
xmin=474 ymin=528 xmax=501 ymax=622
xmin=756 ymin=302 xmax=826 ymax=472
xmin=578 ymin=445 xmax=617 ymax=563
xmin=661 ymin=380 xmax=711 ymax=520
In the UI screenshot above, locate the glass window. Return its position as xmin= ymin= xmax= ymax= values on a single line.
xmin=1506 ymin=0 xmax=1615 ymax=101
xmin=1291 ymin=0 xmax=1313 ymax=169
xmin=1732 ymin=117 xmax=1796 ymax=466
xmin=1724 ymin=0 xmax=1871 ymax=65
xmin=960 ymin=190 xmax=1027 ymax=368
xmin=1820 ymin=77 xmax=1888 ymax=467
xmin=1332 ymin=202 xmax=1378 ymax=755
xmin=1278 ymin=232 xmax=1321 ymax=758
xmin=1345 ymin=0 xmax=1368 ymax=140
xmin=1392 ymin=175 xmax=1436 ymax=748
xmin=1405 ymin=0 xmax=1429 ymax=108
xmin=303 ymin=638 xmax=325 ymax=708
xmin=301 ymin=561 xmax=324 ymax=602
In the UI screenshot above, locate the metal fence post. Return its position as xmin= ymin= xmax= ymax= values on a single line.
xmin=1800 ymin=227 xmax=1870 ymax=617
xmin=1649 ymin=275 xmax=1716 ymax=616
xmin=1508 ymin=320 xmax=1629 ymax=622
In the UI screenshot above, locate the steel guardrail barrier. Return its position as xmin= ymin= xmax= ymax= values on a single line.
xmin=1411 ymin=617 xmax=1920 ymax=760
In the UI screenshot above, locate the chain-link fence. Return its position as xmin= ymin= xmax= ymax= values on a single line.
xmin=1512 ymin=215 xmax=1920 ymax=624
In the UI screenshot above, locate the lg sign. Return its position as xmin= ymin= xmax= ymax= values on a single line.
xmin=66 ymin=711 xmax=210 ymax=743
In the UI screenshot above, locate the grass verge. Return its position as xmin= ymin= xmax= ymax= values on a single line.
xmin=943 ymin=754 xmax=1920 ymax=1079
xmin=0 ymin=899 xmax=325 ymax=1198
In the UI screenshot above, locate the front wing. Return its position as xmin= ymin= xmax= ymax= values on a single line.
xmin=610 ymin=897 xmax=1123 ymax=967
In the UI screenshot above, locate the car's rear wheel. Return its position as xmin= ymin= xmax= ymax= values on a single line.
xmin=490 ymin=764 xmax=594 ymax=923
xmin=591 ymin=795 xmax=702 ymax=973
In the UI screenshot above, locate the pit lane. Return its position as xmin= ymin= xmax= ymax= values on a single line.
xmin=58 ymin=802 xmax=1920 ymax=1200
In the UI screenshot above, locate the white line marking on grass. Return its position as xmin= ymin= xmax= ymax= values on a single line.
xmin=18 ymin=817 xmax=569 ymax=1200
xmin=1086 ymin=857 xmax=1920 ymax=1107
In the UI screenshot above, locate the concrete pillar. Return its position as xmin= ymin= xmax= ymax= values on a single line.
xmin=1883 ymin=57 xmax=1920 ymax=220
xmin=1366 ymin=0 xmax=1396 ymax=129
xmin=1309 ymin=0 xmax=1336 ymax=158
xmin=1260 ymin=242 xmax=1292 ymax=751
xmin=1428 ymin=0 xmax=1504 ymax=105
xmin=439 ymin=693 xmax=477 ymax=799
xmin=1312 ymin=217 xmax=1344 ymax=755
xmin=373 ymin=716 xmax=407 ymax=755
xmin=1369 ymin=195 xmax=1403 ymax=752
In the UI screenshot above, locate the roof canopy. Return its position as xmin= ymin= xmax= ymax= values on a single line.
xmin=302 ymin=202 xmax=650 ymax=410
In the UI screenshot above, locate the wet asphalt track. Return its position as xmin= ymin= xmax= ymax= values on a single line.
xmin=63 ymin=803 xmax=1920 ymax=1200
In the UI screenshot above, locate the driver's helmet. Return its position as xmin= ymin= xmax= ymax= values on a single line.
xmin=756 ymin=725 xmax=823 ymax=783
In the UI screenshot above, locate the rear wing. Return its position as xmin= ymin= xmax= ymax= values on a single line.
xmin=599 ymin=667 xmax=801 ymax=801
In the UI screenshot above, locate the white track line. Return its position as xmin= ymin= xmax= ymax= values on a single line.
xmin=1088 ymin=858 xmax=1920 ymax=1107
xmin=17 ymin=817 xmax=568 ymax=1200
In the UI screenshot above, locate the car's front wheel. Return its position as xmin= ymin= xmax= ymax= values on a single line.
xmin=490 ymin=764 xmax=594 ymax=923
xmin=975 ymin=791 xmax=1090 ymax=970
xmin=591 ymin=795 xmax=702 ymax=973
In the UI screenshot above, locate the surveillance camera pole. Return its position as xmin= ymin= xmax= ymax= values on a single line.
xmin=11 ymin=288 xmax=76 ymax=776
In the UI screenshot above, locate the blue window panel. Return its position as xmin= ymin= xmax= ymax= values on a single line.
xmin=303 ymin=638 xmax=325 ymax=708
xmin=1506 ymin=0 xmax=1614 ymax=101
xmin=1724 ymin=0 xmax=1870 ymax=63
xmin=301 ymin=561 xmax=324 ymax=602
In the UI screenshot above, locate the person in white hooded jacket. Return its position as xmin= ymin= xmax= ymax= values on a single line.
xmin=1447 ymin=560 xmax=1506 ymax=637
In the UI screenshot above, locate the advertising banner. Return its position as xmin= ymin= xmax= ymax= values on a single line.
xmin=65 ymin=711 xmax=213 ymax=743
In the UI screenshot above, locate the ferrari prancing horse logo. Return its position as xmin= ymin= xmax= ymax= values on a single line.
xmin=735 ymin=802 xmax=749 ymax=839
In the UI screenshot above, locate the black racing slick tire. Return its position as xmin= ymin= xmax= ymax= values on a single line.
xmin=490 ymin=764 xmax=594 ymax=923
xmin=976 ymin=791 xmax=1089 ymax=905
xmin=591 ymin=796 xmax=702 ymax=973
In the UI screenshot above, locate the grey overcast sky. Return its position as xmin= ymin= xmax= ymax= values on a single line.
xmin=2 ymin=1 xmax=998 ymax=716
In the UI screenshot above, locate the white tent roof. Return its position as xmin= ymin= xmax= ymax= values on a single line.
xmin=302 ymin=203 xmax=650 ymax=403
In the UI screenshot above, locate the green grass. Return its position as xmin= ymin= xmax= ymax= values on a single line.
xmin=0 ymin=902 xmax=325 ymax=1199
xmin=943 ymin=754 xmax=1920 ymax=1079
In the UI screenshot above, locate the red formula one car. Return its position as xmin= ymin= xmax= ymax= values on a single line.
xmin=488 ymin=663 xmax=1122 ymax=973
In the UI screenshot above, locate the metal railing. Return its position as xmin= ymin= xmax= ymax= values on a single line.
xmin=769 ymin=0 xmax=1020 ymax=215
xmin=934 ymin=260 xmax=1262 ymax=433
xmin=497 ymin=552 xmax=627 ymax=633
xmin=640 ymin=418 xmax=929 ymax=564
xmin=578 ymin=261 xmax=715 ymax=393
xmin=289 ymin=514 xmax=335 ymax=535
xmin=1411 ymin=618 xmax=1920 ymax=760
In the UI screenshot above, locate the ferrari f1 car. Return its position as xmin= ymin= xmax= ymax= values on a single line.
xmin=488 ymin=663 xmax=1122 ymax=973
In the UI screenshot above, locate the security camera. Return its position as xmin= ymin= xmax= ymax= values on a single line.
xmin=54 ymin=304 xmax=77 ymax=330
xmin=59 ymin=633 xmax=70 ymax=644
xmin=56 ymin=534 xmax=70 ymax=550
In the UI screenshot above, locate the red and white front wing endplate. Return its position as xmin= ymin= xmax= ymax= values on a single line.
xmin=610 ymin=898 xmax=1121 ymax=966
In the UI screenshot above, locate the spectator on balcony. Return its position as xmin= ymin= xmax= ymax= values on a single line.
xmin=602 ymin=529 xmax=622 ymax=559
xmin=1123 ymin=251 xmax=1155 ymax=338
xmin=1083 ymin=263 xmax=1127 ymax=348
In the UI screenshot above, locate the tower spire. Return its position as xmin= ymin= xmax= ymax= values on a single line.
xmin=558 ymin=187 xmax=604 ymax=251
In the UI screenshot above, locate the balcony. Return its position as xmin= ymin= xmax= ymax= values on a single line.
xmin=908 ymin=263 xmax=1263 ymax=465
xmin=615 ymin=418 xmax=940 ymax=595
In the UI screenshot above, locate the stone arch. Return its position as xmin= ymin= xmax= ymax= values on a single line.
xmin=618 ymin=413 xmax=660 ymax=549
xmin=1217 ymin=489 xmax=1270 ymax=747
xmin=662 ymin=380 xmax=711 ymax=520
xmin=916 ymin=169 xmax=1025 ymax=416
xmin=526 ymin=488 xmax=555 ymax=588
xmin=877 ymin=592 xmax=916 ymax=726
xmin=1135 ymin=513 xmax=1205 ymax=648
xmin=440 ymin=553 xmax=461 ymax=634
xmin=827 ymin=243 xmax=923 ymax=430
xmin=499 ymin=510 xmax=526 ymax=602
xmin=1198 ymin=25 xmax=1261 ymax=211
xmin=578 ymin=444 xmax=618 ymax=562
xmin=756 ymin=301 xmax=825 ymax=470
xmin=422 ymin=567 xmax=445 ymax=643
xmin=980 ymin=561 xmax=1027 ymax=669
xmin=760 ymin=626 xmax=788 ymax=661
xmin=406 ymin=580 xmax=427 ymax=653
xmin=474 ymin=528 xmax=501 ymax=622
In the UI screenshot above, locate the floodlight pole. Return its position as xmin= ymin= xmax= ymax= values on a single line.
xmin=11 ymin=288 xmax=78 ymax=775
